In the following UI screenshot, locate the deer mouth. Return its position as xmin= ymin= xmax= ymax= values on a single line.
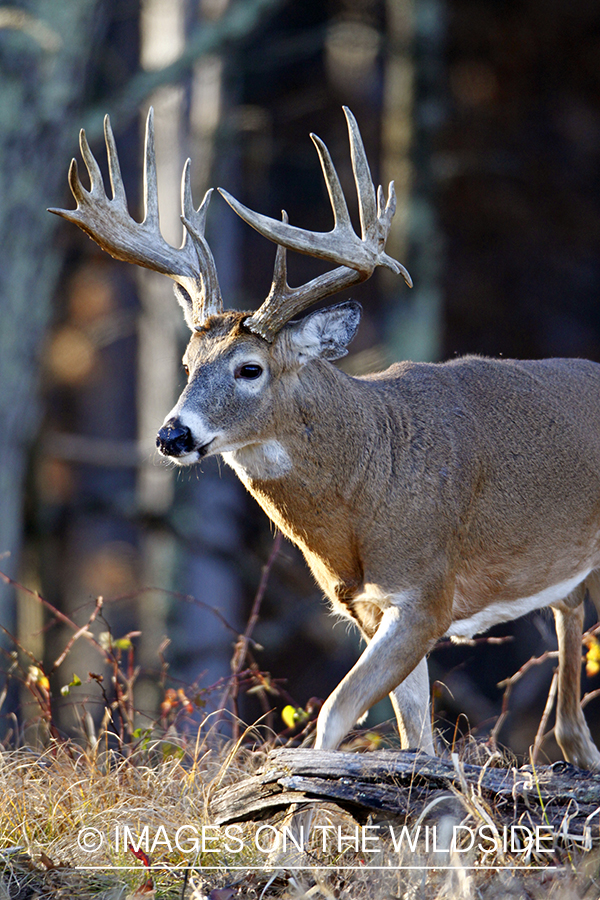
xmin=165 ymin=441 xmax=214 ymax=467
xmin=196 ymin=439 xmax=214 ymax=458
xmin=173 ymin=438 xmax=215 ymax=465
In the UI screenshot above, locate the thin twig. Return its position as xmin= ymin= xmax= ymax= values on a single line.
xmin=98 ymin=585 xmax=240 ymax=638
xmin=581 ymin=687 xmax=600 ymax=710
xmin=531 ymin=669 xmax=558 ymax=765
xmin=50 ymin=596 xmax=104 ymax=673
xmin=233 ymin=531 xmax=284 ymax=678
xmin=491 ymin=616 xmax=600 ymax=755
xmin=490 ymin=650 xmax=558 ymax=750
xmin=497 ymin=649 xmax=558 ymax=690
xmin=435 ymin=634 xmax=513 ymax=651
xmin=220 ymin=531 xmax=283 ymax=738
xmin=0 ymin=568 xmax=105 ymax=658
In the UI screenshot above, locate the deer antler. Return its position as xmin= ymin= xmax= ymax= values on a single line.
xmin=49 ymin=108 xmax=223 ymax=328
xmin=218 ymin=106 xmax=412 ymax=342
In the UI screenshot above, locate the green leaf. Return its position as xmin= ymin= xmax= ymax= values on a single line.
xmin=112 ymin=637 xmax=133 ymax=651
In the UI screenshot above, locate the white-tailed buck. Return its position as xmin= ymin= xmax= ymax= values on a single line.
xmin=50 ymin=108 xmax=600 ymax=768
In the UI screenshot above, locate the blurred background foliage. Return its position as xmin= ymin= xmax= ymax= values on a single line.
xmin=1 ymin=0 xmax=599 ymax=755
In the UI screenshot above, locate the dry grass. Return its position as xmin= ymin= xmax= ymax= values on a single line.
xmin=0 ymin=735 xmax=267 ymax=898
xmin=0 ymin=564 xmax=599 ymax=898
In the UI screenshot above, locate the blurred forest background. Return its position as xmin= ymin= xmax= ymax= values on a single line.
xmin=1 ymin=0 xmax=599 ymax=756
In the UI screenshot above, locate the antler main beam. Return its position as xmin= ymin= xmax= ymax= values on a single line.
xmin=218 ymin=106 xmax=412 ymax=342
xmin=49 ymin=109 xmax=223 ymax=328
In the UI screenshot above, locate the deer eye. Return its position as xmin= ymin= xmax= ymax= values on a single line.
xmin=235 ymin=363 xmax=263 ymax=380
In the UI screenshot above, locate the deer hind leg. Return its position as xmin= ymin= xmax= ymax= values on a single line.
xmin=552 ymin=581 xmax=600 ymax=770
xmin=314 ymin=601 xmax=439 ymax=751
xmin=390 ymin=657 xmax=435 ymax=754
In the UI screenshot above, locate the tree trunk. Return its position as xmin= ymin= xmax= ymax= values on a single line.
xmin=0 ymin=0 xmax=106 ymax=640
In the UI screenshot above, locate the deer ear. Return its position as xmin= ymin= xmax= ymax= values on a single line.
xmin=173 ymin=284 xmax=197 ymax=332
xmin=286 ymin=301 xmax=362 ymax=362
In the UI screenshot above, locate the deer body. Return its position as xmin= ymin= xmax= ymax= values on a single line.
xmin=168 ymin=319 xmax=600 ymax=760
xmin=50 ymin=108 xmax=600 ymax=768
xmin=226 ymin=352 xmax=600 ymax=634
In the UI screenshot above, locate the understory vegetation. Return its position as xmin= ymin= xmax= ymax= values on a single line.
xmin=1 ymin=555 xmax=600 ymax=900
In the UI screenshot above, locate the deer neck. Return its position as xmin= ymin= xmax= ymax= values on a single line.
xmin=223 ymin=362 xmax=393 ymax=597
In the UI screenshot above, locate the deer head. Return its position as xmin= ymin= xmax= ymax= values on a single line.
xmin=49 ymin=108 xmax=411 ymax=471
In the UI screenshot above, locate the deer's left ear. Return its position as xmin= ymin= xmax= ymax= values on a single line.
xmin=286 ymin=301 xmax=362 ymax=362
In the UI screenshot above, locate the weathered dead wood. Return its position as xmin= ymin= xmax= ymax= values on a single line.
xmin=210 ymin=749 xmax=600 ymax=834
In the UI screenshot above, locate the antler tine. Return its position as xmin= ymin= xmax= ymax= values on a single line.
xmin=180 ymin=163 xmax=223 ymax=321
xmin=309 ymin=132 xmax=353 ymax=233
xmin=79 ymin=127 xmax=104 ymax=199
xmin=271 ymin=211 xmax=290 ymax=292
xmin=219 ymin=107 xmax=412 ymax=342
xmin=344 ymin=107 xmax=411 ymax=283
xmin=49 ymin=108 xmax=223 ymax=328
xmin=142 ymin=107 xmax=160 ymax=230
xmin=343 ymin=106 xmax=377 ymax=242
xmin=103 ymin=112 xmax=127 ymax=207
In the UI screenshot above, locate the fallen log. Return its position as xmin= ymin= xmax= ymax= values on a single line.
xmin=210 ymin=748 xmax=600 ymax=837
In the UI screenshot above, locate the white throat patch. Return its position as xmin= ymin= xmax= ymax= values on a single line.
xmin=223 ymin=440 xmax=292 ymax=482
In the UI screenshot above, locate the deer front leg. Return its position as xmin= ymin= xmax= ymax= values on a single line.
xmin=315 ymin=602 xmax=439 ymax=751
xmin=552 ymin=596 xmax=600 ymax=770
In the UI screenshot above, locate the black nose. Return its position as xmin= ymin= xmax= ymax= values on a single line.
xmin=156 ymin=418 xmax=195 ymax=457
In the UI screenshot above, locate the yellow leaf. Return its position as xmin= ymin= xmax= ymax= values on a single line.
xmin=282 ymin=705 xmax=309 ymax=729
xmin=281 ymin=705 xmax=297 ymax=729
xmin=586 ymin=636 xmax=600 ymax=678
